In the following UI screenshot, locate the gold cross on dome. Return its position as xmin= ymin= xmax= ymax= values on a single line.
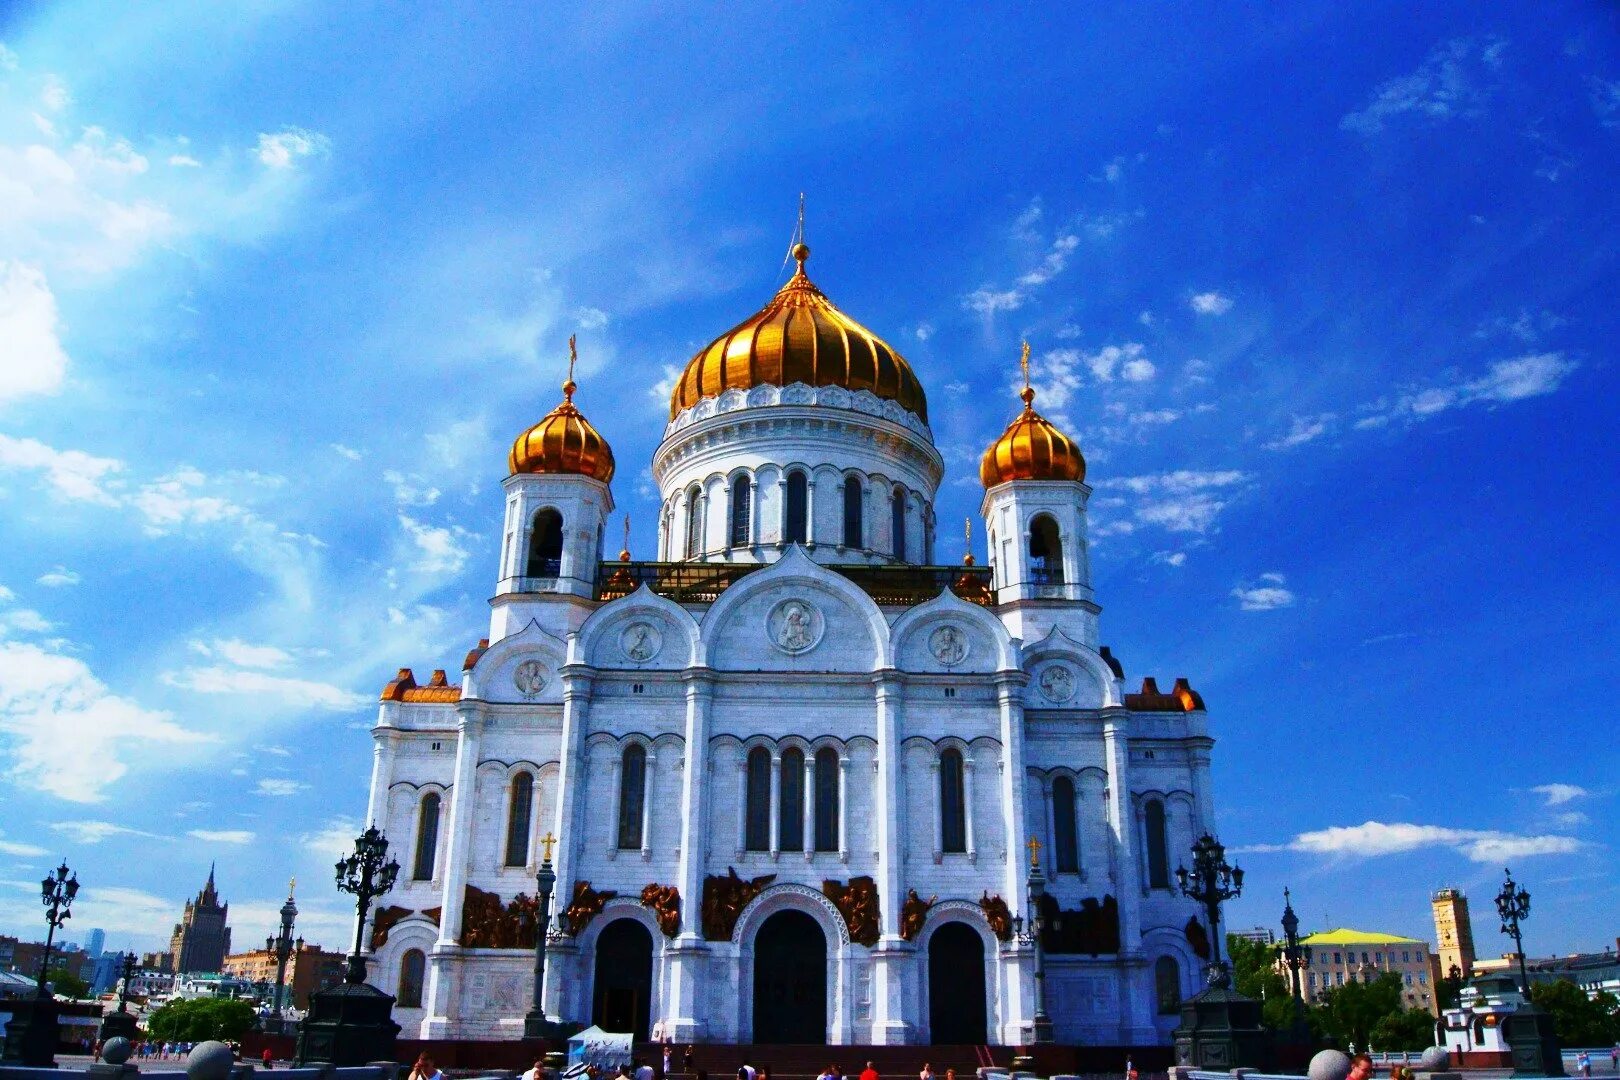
xmin=540 ymin=832 xmax=557 ymax=863
xmin=1027 ymin=836 xmax=1043 ymax=867
xmin=1020 ymin=341 xmax=1031 ymax=388
xmin=567 ymin=335 xmax=578 ymax=382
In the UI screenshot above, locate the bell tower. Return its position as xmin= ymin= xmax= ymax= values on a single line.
xmin=492 ymin=338 xmax=615 ymax=641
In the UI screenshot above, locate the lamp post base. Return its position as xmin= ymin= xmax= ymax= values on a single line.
xmin=98 ymin=1011 xmax=139 ymax=1044
xmin=293 ymin=981 xmax=400 ymax=1067
xmin=1503 ymin=1003 xmax=1565 ymax=1077
xmin=1 ymin=997 xmax=61 ymax=1067
xmin=1172 ymin=985 xmax=1272 ymax=1071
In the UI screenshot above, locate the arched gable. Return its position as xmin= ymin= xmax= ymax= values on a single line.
xmin=699 ymin=545 xmax=887 ymax=672
xmin=1022 ymin=625 xmax=1121 ymax=709
xmin=731 ymin=881 xmax=851 ymax=947
xmin=888 ymin=588 xmax=1017 ymax=674
xmin=573 ymin=584 xmax=700 ymax=671
xmin=466 ymin=619 xmax=568 ymax=704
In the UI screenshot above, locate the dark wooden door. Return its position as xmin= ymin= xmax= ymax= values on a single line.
xmin=752 ymin=910 xmax=827 ymax=1043
xmin=593 ymin=918 xmax=653 ymax=1037
xmin=929 ymin=922 xmax=987 ymax=1044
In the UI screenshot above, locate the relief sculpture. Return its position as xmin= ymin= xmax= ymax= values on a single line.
xmin=1185 ymin=914 xmax=1211 ymax=959
xmin=701 ymin=867 xmax=776 ymax=941
xmin=1038 ymin=892 xmax=1121 ymax=955
xmin=640 ymin=882 xmax=681 ymax=938
xmin=979 ymin=892 xmax=1014 ymax=942
xmin=459 ymin=885 xmax=539 ymax=949
xmin=898 ymin=888 xmax=937 ymax=942
xmin=370 ymin=904 xmax=411 ymax=949
xmin=823 ymin=875 xmax=880 ymax=947
xmin=562 ymin=881 xmax=617 ymax=937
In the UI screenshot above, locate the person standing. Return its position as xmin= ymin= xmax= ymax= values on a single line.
xmin=738 ymin=1059 xmax=757 ymax=1080
xmin=859 ymin=1061 xmax=879 ymax=1080
xmin=662 ymin=1043 xmax=673 ymax=1078
xmin=919 ymin=1064 xmax=934 ymax=1080
xmin=1576 ymin=1051 xmax=1590 ymax=1078
xmin=523 ymin=1058 xmax=546 ymax=1080
xmin=636 ymin=1059 xmax=655 ymax=1080
xmin=408 ymin=1054 xmax=445 ymax=1080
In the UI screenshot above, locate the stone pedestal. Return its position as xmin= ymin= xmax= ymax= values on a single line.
xmin=1 ymin=996 xmax=60 ymax=1067
xmin=1503 ymin=1003 xmax=1564 ymax=1077
xmin=99 ymin=1010 xmax=140 ymax=1044
xmin=294 ymin=981 xmax=400 ymax=1067
xmin=1171 ymin=986 xmax=1271 ymax=1071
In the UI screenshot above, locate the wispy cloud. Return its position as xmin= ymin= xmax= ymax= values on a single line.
xmin=1341 ymin=37 xmax=1507 ymax=136
xmin=0 ymin=261 xmax=70 ymax=403
xmin=1531 ymin=783 xmax=1587 ymax=807
xmin=1355 ymin=352 xmax=1577 ymax=429
xmin=187 ymin=829 xmax=254 ymax=844
xmin=1265 ymin=413 xmax=1336 ymax=450
xmin=1099 ymin=470 xmax=1248 ymax=535
xmin=35 ymin=566 xmax=80 ymax=588
xmin=1242 ymin=819 xmax=1582 ymax=863
xmin=1189 ymin=291 xmax=1233 ymax=316
xmin=254 ymin=777 xmax=306 ymax=797
xmin=50 ymin=820 xmax=165 ymax=844
xmin=1232 ymin=572 xmax=1296 ymax=611
xmin=254 ymin=127 xmax=330 ymax=169
xmin=162 ymin=666 xmax=367 ymax=711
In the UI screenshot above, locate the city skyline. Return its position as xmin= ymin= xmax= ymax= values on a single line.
xmin=0 ymin=5 xmax=1615 ymax=956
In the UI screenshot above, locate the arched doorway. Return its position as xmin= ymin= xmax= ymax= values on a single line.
xmin=929 ymin=922 xmax=987 ymax=1044
xmin=592 ymin=918 xmax=653 ymax=1037
xmin=753 ymin=910 xmax=827 ymax=1043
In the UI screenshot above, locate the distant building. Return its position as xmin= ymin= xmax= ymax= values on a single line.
xmin=1231 ymin=927 xmax=1276 ymax=946
xmin=167 ymin=864 xmax=232 ymax=974
xmin=1431 ymin=888 xmax=1476 ymax=979
xmin=85 ymin=928 xmax=106 ymax=958
xmin=1294 ymin=928 xmax=1438 ymax=1014
xmin=221 ymin=942 xmax=347 ymax=1010
xmin=141 ymin=951 xmax=175 ymax=973
xmin=1473 ymin=943 xmax=1620 ymax=1000
xmin=127 ymin=969 xmax=176 ymax=1000
xmin=89 ymin=953 xmax=125 ymax=996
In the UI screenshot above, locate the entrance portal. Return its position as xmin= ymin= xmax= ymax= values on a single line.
xmin=752 ymin=909 xmax=827 ymax=1043
xmin=592 ymin=918 xmax=653 ymax=1037
xmin=928 ymin=921 xmax=987 ymax=1043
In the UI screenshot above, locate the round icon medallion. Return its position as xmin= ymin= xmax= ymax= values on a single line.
xmin=767 ymin=598 xmax=824 ymax=655
xmin=620 ymin=621 xmax=662 ymax=662
xmin=1039 ymin=664 xmax=1076 ymax=703
xmin=929 ymin=624 xmax=969 ymax=666
xmin=512 ymin=659 xmax=548 ymax=698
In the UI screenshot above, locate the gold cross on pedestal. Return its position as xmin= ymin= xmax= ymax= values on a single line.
xmin=540 ymin=832 xmax=557 ymax=863
xmin=1027 ymin=836 xmax=1043 ymax=868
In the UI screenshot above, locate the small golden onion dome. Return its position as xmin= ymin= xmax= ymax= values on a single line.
xmin=979 ymin=383 xmax=1086 ymax=487
xmin=508 ymin=378 xmax=616 ymax=483
xmin=669 ymin=246 xmax=928 ymax=422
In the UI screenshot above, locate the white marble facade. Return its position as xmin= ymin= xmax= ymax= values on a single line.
xmin=361 ymin=369 xmax=1221 ymax=1047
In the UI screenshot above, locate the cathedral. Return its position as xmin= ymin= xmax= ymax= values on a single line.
xmin=361 ymin=240 xmax=1220 ymax=1047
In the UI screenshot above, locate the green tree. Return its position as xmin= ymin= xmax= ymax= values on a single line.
xmin=1370 ymin=1007 xmax=1441 ymax=1052
xmin=1315 ymin=971 xmax=1404 ymax=1050
xmin=1530 ymin=979 xmax=1620 ymax=1047
xmin=1436 ymin=974 xmax=1465 ymax=1010
xmin=47 ymin=966 xmax=90 ymax=1000
xmin=1226 ymin=934 xmax=1303 ymax=1032
xmin=145 ymin=998 xmax=257 ymax=1042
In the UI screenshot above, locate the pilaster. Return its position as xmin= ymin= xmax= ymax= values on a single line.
xmin=664 ymin=669 xmax=715 ymax=1042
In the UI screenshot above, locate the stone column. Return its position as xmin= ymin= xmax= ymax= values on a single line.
xmin=422 ymin=704 xmax=484 ymax=1037
xmin=802 ymin=752 xmax=815 ymax=860
xmin=364 ymin=725 xmax=397 ymax=828
xmin=870 ymin=671 xmax=912 ymax=1044
xmin=768 ymin=751 xmax=781 ymax=858
xmin=665 ymin=671 xmax=714 ymax=1041
xmin=1103 ymin=706 xmax=1154 ymax=1043
xmin=606 ymin=755 xmax=623 ymax=858
xmin=838 ymin=754 xmax=850 ymax=861
xmin=640 ymin=746 xmax=656 ymax=859
xmin=995 ymin=672 xmax=1036 ymax=1042
xmin=929 ymin=758 xmax=943 ymax=863
xmin=964 ymin=755 xmax=978 ymax=863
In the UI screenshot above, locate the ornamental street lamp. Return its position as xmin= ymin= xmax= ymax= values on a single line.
xmin=1176 ymin=833 xmax=1244 ymax=988
xmin=266 ymin=879 xmax=298 ymax=1031
xmin=1494 ymin=867 xmax=1533 ymax=995
xmin=36 ymin=860 xmax=79 ymax=998
xmin=115 ymin=952 xmax=137 ymax=1013
xmin=1277 ymin=887 xmax=1311 ymax=1032
xmin=334 ymin=828 xmax=400 ymax=985
xmin=524 ymin=833 xmax=564 ymax=1040
xmin=1009 ymin=837 xmax=1055 ymax=1045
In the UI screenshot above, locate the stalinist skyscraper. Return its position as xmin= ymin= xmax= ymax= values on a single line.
xmin=169 ymin=865 xmax=232 ymax=974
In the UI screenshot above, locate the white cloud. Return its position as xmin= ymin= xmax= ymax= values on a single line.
xmin=1341 ymin=37 xmax=1505 ymax=135
xmin=301 ymin=817 xmax=363 ymax=861
xmin=1105 ymin=470 xmax=1248 ymax=534
xmin=330 ymin=443 xmax=362 ymax=461
xmin=0 ymin=836 xmax=47 ymax=857
xmin=162 ymin=666 xmax=367 ymax=711
xmin=1189 ymin=291 xmax=1233 ymax=316
xmin=1357 ymin=352 xmax=1577 ymax=428
xmin=0 ymin=641 xmax=207 ymax=801
xmin=649 ymin=363 xmax=683 ymax=405
xmin=255 ymin=777 xmax=306 ymax=797
xmin=1078 ymin=342 xmax=1155 ymax=383
xmin=1130 ymin=409 xmax=1181 ymax=425
xmin=1232 ymin=573 xmax=1295 ymax=611
xmin=383 ymin=470 xmax=441 ymax=507
xmin=398 ymin=514 xmax=471 ymax=576
xmin=0 ymin=261 xmax=70 ymax=402
xmin=35 ymin=566 xmax=80 ymax=587
xmin=187 ymin=829 xmax=253 ymax=844
xmin=189 ymin=638 xmax=293 ymax=670
xmin=1531 ymin=783 xmax=1587 ymax=807
xmin=1265 ymin=413 xmax=1336 ymax=450
xmin=1016 ymin=234 xmax=1080 ymax=288
xmin=254 ymin=127 xmax=330 ymax=169
xmin=913 ymin=323 xmax=933 ymax=342
xmin=0 ymin=434 xmax=123 ymax=502
xmin=574 ymin=306 xmax=608 ymax=330
xmin=1262 ymin=820 xmax=1582 ymax=863
xmin=167 ymin=154 xmax=201 ymax=168
xmin=1152 ymin=551 xmax=1187 ymax=568
xmin=962 ymin=287 xmax=1023 ymax=315
xmin=50 ymin=820 xmax=164 ymax=844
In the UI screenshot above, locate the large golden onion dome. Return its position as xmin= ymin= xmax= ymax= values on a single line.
xmin=669 ymin=244 xmax=928 ymax=422
xmin=979 ymin=344 xmax=1086 ymax=487
xmin=508 ymin=339 xmax=616 ymax=482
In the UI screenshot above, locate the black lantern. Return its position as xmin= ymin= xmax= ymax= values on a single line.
xmin=334 ymin=828 xmax=400 ymax=985
xmin=1176 ymin=834 xmax=1244 ymax=987
xmin=1494 ymin=867 xmax=1533 ymax=995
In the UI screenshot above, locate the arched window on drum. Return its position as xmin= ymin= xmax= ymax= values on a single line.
xmin=617 ymin=744 xmax=647 ymax=850
xmin=730 ymin=475 xmax=752 ymax=548
xmin=784 ymin=472 xmax=809 ymax=544
xmin=842 ymin=475 xmax=864 ymax=549
xmin=504 ymin=771 xmax=533 ymax=867
xmin=890 ymin=487 xmax=907 ymax=562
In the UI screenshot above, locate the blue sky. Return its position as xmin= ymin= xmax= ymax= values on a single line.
xmin=0 ymin=3 xmax=1615 ymax=959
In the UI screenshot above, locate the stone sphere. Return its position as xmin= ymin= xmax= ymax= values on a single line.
xmin=1417 ymin=1046 xmax=1450 ymax=1071
xmin=102 ymin=1037 xmax=132 ymax=1065
xmin=1309 ymin=1049 xmax=1353 ymax=1080
xmin=186 ymin=1040 xmax=236 ymax=1080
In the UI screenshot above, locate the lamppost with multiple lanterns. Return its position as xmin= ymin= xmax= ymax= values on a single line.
xmin=34 ymin=860 xmax=80 ymax=998
xmin=334 ymin=828 xmax=400 ymax=985
xmin=1494 ymin=866 xmax=1533 ymax=995
xmin=1009 ymin=837 xmax=1055 ymax=1045
xmin=266 ymin=879 xmax=300 ymax=1031
xmin=1176 ymin=833 xmax=1244 ymax=987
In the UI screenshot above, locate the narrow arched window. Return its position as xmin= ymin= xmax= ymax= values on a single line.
xmin=891 ymin=488 xmax=907 ymax=562
xmin=1155 ymin=955 xmax=1181 ymax=1014
xmin=730 ymin=475 xmax=752 ymax=547
xmin=814 ymin=748 xmax=839 ymax=852
xmin=779 ymin=748 xmax=805 ymax=852
xmin=1029 ymin=514 xmax=1063 ymax=584
xmin=504 ymin=772 xmax=533 ymax=867
xmin=940 ymin=748 xmax=967 ymax=854
xmin=784 ymin=472 xmax=808 ymax=544
xmin=526 ymin=509 xmax=563 ymax=578
xmin=398 ymin=949 xmax=426 ymax=1008
xmin=413 ymin=793 xmax=441 ymax=880
xmin=1145 ymin=798 xmax=1169 ymax=888
xmin=617 ymin=744 xmax=646 ymax=850
xmin=684 ymin=488 xmax=702 ymax=559
xmin=842 ymin=475 xmax=863 ymax=548
xmin=744 ymin=747 xmax=771 ymax=851
xmin=1052 ymin=775 xmax=1079 ymax=873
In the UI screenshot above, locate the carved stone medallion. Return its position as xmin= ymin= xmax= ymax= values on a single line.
xmin=1039 ymin=664 xmax=1075 ymax=703
xmin=620 ymin=621 xmax=662 ymax=663
xmin=929 ymin=624 xmax=969 ymax=666
xmin=512 ymin=659 xmax=548 ymax=698
xmin=767 ymin=598 xmax=823 ymax=655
